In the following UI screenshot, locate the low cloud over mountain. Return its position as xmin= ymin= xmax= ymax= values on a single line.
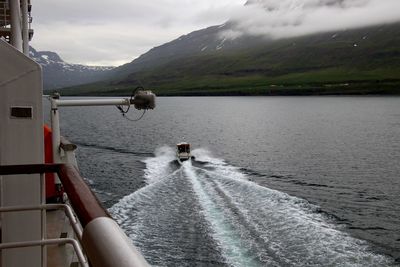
xmin=222 ymin=0 xmax=400 ymax=39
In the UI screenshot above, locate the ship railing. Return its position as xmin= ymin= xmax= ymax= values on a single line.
xmin=0 ymin=203 xmax=86 ymax=266
xmin=59 ymin=136 xmax=79 ymax=167
xmin=0 ymin=163 xmax=150 ymax=267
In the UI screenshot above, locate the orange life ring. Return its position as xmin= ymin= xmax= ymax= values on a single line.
xmin=44 ymin=124 xmax=63 ymax=202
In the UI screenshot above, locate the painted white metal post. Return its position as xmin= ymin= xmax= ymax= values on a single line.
xmin=50 ymin=97 xmax=61 ymax=164
xmin=40 ymin=173 xmax=46 ymax=267
xmin=9 ymin=0 xmax=23 ymax=52
xmin=21 ymin=0 xmax=29 ymax=56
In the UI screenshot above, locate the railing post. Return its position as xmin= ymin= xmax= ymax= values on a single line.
xmin=40 ymin=173 xmax=46 ymax=267
xmin=21 ymin=0 xmax=29 ymax=56
xmin=50 ymin=96 xmax=61 ymax=164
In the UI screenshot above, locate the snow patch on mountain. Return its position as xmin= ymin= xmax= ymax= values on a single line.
xmin=216 ymin=37 xmax=227 ymax=50
xmin=30 ymin=47 xmax=114 ymax=90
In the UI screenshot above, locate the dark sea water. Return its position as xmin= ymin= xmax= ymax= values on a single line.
xmin=51 ymin=96 xmax=400 ymax=266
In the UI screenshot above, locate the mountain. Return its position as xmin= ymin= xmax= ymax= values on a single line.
xmin=30 ymin=47 xmax=114 ymax=90
xmin=60 ymin=22 xmax=400 ymax=96
xmin=109 ymin=23 xmax=268 ymax=81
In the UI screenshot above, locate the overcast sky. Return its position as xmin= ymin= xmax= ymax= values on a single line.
xmin=30 ymin=0 xmax=400 ymax=67
xmin=30 ymin=0 xmax=245 ymax=66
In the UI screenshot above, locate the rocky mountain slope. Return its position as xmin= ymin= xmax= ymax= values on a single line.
xmin=60 ymin=20 xmax=400 ymax=96
xmin=30 ymin=47 xmax=113 ymax=90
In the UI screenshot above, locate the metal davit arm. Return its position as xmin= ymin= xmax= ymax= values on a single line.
xmin=49 ymin=91 xmax=156 ymax=164
xmin=0 ymin=164 xmax=150 ymax=267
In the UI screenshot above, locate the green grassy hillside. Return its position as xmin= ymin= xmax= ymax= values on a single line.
xmin=55 ymin=23 xmax=400 ymax=96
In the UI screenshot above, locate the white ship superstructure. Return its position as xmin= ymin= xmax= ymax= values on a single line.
xmin=0 ymin=1 xmax=154 ymax=266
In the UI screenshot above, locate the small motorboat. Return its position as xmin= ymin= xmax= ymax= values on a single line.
xmin=177 ymin=142 xmax=192 ymax=162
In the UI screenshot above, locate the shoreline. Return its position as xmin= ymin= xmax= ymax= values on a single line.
xmin=46 ymin=86 xmax=400 ymax=97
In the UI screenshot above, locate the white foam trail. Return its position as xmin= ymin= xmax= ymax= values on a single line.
xmin=192 ymin=148 xmax=226 ymax=165
xmin=190 ymin=164 xmax=394 ymax=266
xmin=192 ymin=148 xmax=247 ymax=181
xmin=113 ymin=146 xmax=178 ymax=224
xmin=111 ymin=146 xmax=396 ymax=266
xmin=184 ymin=162 xmax=262 ymax=267
xmin=142 ymin=146 xmax=175 ymax=184
xmin=111 ymin=166 xmax=181 ymax=226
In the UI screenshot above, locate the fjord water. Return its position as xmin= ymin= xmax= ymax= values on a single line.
xmin=55 ymin=96 xmax=400 ymax=266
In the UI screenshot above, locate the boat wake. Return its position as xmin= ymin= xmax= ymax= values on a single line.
xmin=110 ymin=146 xmax=396 ymax=267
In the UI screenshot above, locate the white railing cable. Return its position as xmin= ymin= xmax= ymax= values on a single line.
xmin=0 ymin=238 xmax=89 ymax=267
xmin=0 ymin=203 xmax=86 ymax=267
xmin=0 ymin=204 xmax=83 ymax=241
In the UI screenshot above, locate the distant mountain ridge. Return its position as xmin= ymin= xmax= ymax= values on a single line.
xmin=30 ymin=47 xmax=114 ymax=90
xmin=60 ymin=21 xmax=400 ymax=96
xmin=109 ymin=21 xmax=275 ymax=80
